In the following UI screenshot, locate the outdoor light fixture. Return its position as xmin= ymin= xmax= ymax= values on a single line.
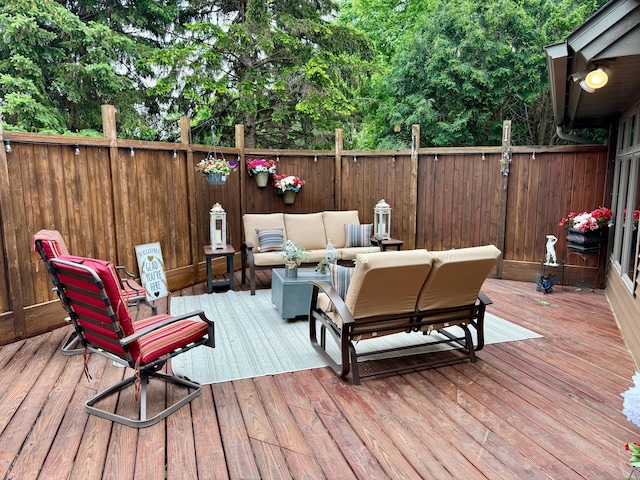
xmin=210 ymin=203 xmax=227 ymax=249
xmin=3 ymin=140 xmax=11 ymax=153
xmin=74 ymin=144 xmax=80 ymax=155
xmin=572 ymin=67 xmax=609 ymax=93
xmin=373 ymin=199 xmax=391 ymax=240
xmin=584 ymin=67 xmax=608 ymax=90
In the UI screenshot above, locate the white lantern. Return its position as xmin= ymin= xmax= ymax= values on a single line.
xmin=210 ymin=203 xmax=227 ymax=249
xmin=373 ymin=199 xmax=391 ymax=240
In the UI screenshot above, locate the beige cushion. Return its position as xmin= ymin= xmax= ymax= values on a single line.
xmin=322 ymin=210 xmax=360 ymax=248
xmin=416 ymin=245 xmax=501 ymax=311
xmin=243 ymin=214 xmax=286 ymax=252
xmin=345 ymin=250 xmax=433 ymax=320
xmin=284 ymin=213 xmax=327 ymax=250
xmin=253 ymin=249 xmax=327 ymax=266
xmin=338 ymin=246 xmax=380 ymax=260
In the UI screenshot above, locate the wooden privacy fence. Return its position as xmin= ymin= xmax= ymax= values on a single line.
xmin=0 ymin=110 xmax=611 ymax=345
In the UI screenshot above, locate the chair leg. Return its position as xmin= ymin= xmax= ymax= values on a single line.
xmin=85 ymin=371 xmax=202 ymax=428
xmin=61 ymin=330 xmax=83 ymax=356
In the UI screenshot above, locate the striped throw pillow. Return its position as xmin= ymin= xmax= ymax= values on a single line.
xmin=344 ymin=224 xmax=372 ymax=247
xmin=329 ymin=264 xmax=355 ymax=301
xmin=256 ymin=228 xmax=284 ymax=252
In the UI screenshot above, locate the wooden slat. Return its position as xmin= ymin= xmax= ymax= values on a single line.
xmin=0 ymin=276 xmax=638 ymax=479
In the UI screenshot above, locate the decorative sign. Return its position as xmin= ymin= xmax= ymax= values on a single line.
xmin=135 ymin=242 xmax=169 ymax=303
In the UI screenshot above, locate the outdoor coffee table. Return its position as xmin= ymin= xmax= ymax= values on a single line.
xmin=271 ymin=268 xmax=330 ymax=320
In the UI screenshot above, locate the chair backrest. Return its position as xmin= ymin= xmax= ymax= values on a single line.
xmin=416 ymin=245 xmax=501 ymax=311
xmin=33 ymin=229 xmax=69 ymax=264
xmin=345 ymin=249 xmax=433 ymax=319
xmin=50 ymin=255 xmax=140 ymax=365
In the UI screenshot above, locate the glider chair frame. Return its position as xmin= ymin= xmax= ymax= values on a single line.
xmin=49 ymin=255 xmax=215 ymax=428
xmin=309 ymin=246 xmax=501 ymax=385
xmin=34 ymin=230 xmax=156 ymax=355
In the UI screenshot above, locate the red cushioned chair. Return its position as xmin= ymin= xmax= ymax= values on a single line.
xmin=33 ymin=229 xmax=156 ymax=355
xmin=49 ymin=255 xmax=215 ymax=428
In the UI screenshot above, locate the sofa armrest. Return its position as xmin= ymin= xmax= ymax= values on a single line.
xmin=309 ymin=280 xmax=355 ymax=328
xmin=121 ymin=310 xmax=215 ymax=348
xmin=472 ymin=291 xmax=492 ymax=351
xmin=478 ymin=291 xmax=492 ymax=306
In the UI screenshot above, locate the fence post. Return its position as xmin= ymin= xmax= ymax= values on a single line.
xmin=335 ymin=129 xmax=343 ymax=209
xmin=0 ymin=113 xmax=26 ymax=340
xmin=496 ymin=120 xmax=512 ymax=278
xmin=409 ymin=124 xmax=420 ymax=250
xmin=181 ymin=116 xmax=199 ymax=285
xmin=102 ymin=105 xmax=135 ymax=271
xmin=236 ymin=124 xmax=246 ymax=219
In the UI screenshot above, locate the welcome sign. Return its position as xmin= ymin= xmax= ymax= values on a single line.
xmin=135 ymin=242 xmax=169 ymax=303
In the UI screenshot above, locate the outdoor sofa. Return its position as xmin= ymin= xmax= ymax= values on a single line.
xmin=308 ymin=245 xmax=502 ymax=384
xmin=240 ymin=210 xmax=380 ymax=294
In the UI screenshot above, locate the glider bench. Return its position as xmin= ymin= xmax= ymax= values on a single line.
xmin=308 ymin=245 xmax=502 ymax=384
xmin=240 ymin=210 xmax=379 ymax=294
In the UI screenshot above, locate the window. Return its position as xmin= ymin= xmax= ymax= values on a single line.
xmin=612 ymin=103 xmax=640 ymax=292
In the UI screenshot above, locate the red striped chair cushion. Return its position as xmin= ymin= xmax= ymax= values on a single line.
xmin=57 ymin=255 xmax=137 ymax=358
xmin=121 ymin=279 xmax=145 ymax=298
xmin=39 ymin=239 xmax=66 ymax=260
xmin=134 ymin=316 xmax=209 ymax=364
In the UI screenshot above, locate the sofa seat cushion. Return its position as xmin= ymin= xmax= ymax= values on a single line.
xmin=243 ymin=214 xmax=286 ymax=251
xmin=338 ymin=246 xmax=380 ymax=260
xmin=322 ymin=210 xmax=360 ymax=248
xmin=345 ymin=223 xmax=373 ymax=247
xmin=253 ymin=251 xmax=288 ymax=267
xmin=284 ymin=213 xmax=327 ymax=250
xmin=253 ymin=248 xmax=327 ymax=266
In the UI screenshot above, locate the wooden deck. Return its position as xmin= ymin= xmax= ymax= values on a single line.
xmin=0 ymin=272 xmax=638 ymax=479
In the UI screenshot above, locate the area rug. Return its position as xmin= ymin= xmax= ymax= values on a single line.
xmin=170 ymin=289 xmax=542 ymax=384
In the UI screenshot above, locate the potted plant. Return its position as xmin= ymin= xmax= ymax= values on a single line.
xmin=196 ymin=156 xmax=238 ymax=185
xmin=559 ymin=207 xmax=612 ymax=246
xmin=273 ymin=174 xmax=306 ymax=204
xmin=281 ymin=240 xmax=309 ymax=277
xmin=246 ymin=158 xmax=277 ymax=187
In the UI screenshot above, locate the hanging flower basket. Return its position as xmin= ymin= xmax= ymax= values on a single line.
xmin=246 ymin=159 xmax=277 ymax=188
xmin=283 ymin=190 xmax=296 ymax=204
xmin=273 ymin=174 xmax=305 ymax=205
xmin=254 ymin=171 xmax=270 ymax=187
xmin=205 ymin=172 xmax=227 ymax=185
xmin=196 ymin=156 xmax=238 ymax=186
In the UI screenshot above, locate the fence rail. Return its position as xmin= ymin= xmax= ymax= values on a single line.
xmin=0 ymin=108 xmax=611 ymax=344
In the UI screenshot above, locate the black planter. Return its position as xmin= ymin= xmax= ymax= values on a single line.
xmin=565 ymin=227 xmax=603 ymax=246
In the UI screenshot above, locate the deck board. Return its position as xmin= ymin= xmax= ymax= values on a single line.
xmin=0 ymin=274 xmax=638 ymax=479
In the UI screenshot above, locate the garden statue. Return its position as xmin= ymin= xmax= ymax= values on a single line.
xmin=544 ymin=234 xmax=558 ymax=266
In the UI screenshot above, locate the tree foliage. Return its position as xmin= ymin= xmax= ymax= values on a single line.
xmin=153 ymin=0 xmax=374 ymax=148
xmin=0 ymin=0 xmax=159 ymax=137
xmin=0 ymin=0 xmax=609 ymax=147
xmin=341 ymin=0 xmax=608 ymax=148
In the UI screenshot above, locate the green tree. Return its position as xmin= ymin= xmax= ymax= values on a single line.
xmin=342 ymin=0 xmax=608 ymax=148
xmin=153 ymin=0 xmax=374 ymax=148
xmin=0 ymin=0 xmax=158 ymax=137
